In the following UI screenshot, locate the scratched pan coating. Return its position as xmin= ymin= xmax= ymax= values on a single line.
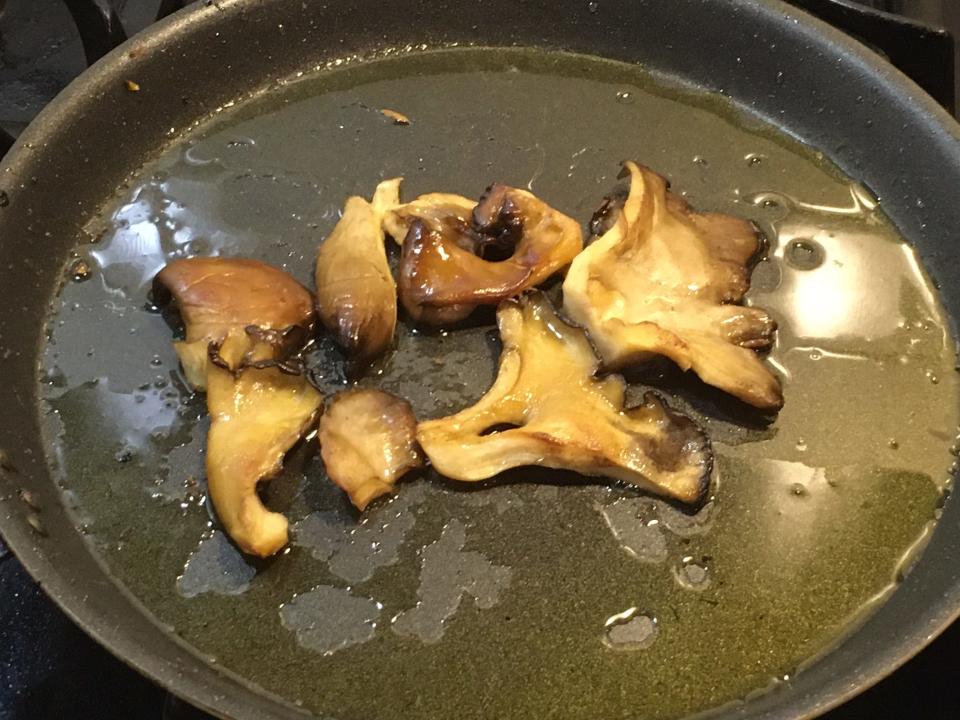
xmin=38 ymin=48 xmax=959 ymax=719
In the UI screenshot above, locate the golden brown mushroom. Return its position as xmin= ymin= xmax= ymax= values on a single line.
xmin=206 ymin=330 xmax=323 ymax=556
xmin=315 ymin=178 xmax=402 ymax=361
xmin=153 ymin=257 xmax=314 ymax=389
xmin=154 ymin=257 xmax=322 ymax=557
xmin=318 ymin=389 xmax=423 ymax=510
xmin=382 ymin=191 xmax=476 ymax=246
xmin=417 ymin=292 xmax=712 ymax=504
xmin=385 ymin=185 xmax=583 ymax=325
xmin=563 ymin=162 xmax=782 ymax=409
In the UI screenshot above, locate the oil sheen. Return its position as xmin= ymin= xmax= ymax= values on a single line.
xmin=40 ymin=48 xmax=959 ymax=720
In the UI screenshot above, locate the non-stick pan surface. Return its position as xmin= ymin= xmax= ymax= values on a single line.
xmin=2 ymin=2 xmax=960 ymax=719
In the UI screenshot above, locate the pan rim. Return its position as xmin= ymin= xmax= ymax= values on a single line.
xmin=1 ymin=1 xmax=959 ymax=719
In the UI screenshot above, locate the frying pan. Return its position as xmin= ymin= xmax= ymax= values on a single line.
xmin=1 ymin=0 xmax=960 ymax=718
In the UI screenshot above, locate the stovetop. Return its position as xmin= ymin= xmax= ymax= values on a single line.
xmin=2 ymin=1 xmax=960 ymax=719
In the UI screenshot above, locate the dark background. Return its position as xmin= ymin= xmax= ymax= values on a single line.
xmin=1 ymin=1 xmax=959 ymax=718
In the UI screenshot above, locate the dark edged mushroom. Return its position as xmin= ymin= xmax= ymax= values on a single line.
xmin=153 ymin=257 xmax=315 ymax=389
xmin=417 ymin=291 xmax=713 ymax=504
xmin=563 ymin=161 xmax=782 ymax=410
xmin=386 ymin=184 xmax=583 ymax=325
xmin=153 ymin=257 xmax=322 ymax=557
xmin=315 ymin=178 xmax=402 ymax=362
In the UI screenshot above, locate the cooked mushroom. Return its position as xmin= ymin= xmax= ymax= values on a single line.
xmin=206 ymin=330 xmax=323 ymax=557
xmin=153 ymin=257 xmax=314 ymax=389
xmin=318 ymin=389 xmax=423 ymax=510
xmin=417 ymin=292 xmax=712 ymax=504
xmin=563 ymin=161 xmax=782 ymax=409
xmin=315 ymin=178 xmax=402 ymax=361
xmin=385 ymin=185 xmax=583 ymax=325
xmin=153 ymin=257 xmax=322 ymax=557
xmin=382 ymin=192 xmax=476 ymax=246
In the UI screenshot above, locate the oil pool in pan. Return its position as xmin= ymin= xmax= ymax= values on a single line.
xmin=40 ymin=48 xmax=959 ymax=720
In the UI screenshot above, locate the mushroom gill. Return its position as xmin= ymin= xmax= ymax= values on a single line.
xmin=562 ymin=161 xmax=782 ymax=409
xmin=417 ymin=292 xmax=712 ymax=504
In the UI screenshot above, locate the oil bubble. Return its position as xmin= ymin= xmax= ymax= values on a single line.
xmin=603 ymin=607 xmax=658 ymax=650
xmin=673 ymin=558 xmax=711 ymax=591
xmin=784 ymin=238 xmax=824 ymax=270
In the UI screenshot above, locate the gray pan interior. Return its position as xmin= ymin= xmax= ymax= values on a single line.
xmin=1 ymin=1 xmax=960 ymax=719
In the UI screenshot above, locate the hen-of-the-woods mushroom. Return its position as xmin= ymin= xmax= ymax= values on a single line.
xmin=563 ymin=161 xmax=782 ymax=409
xmin=315 ymin=178 xmax=402 ymax=361
xmin=417 ymin=292 xmax=712 ymax=504
xmin=153 ymin=257 xmax=322 ymax=557
xmin=383 ymin=184 xmax=583 ymax=325
xmin=318 ymin=389 xmax=423 ymax=510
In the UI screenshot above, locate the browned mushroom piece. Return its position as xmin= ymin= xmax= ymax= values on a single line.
xmin=318 ymin=389 xmax=423 ymax=510
xmin=315 ymin=178 xmax=402 ymax=361
xmin=385 ymin=185 xmax=583 ymax=325
xmin=206 ymin=330 xmax=323 ymax=557
xmin=563 ymin=161 xmax=782 ymax=410
xmin=153 ymin=257 xmax=315 ymax=389
xmin=153 ymin=257 xmax=322 ymax=557
xmin=417 ymin=292 xmax=712 ymax=504
xmin=382 ymin=191 xmax=476 ymax=245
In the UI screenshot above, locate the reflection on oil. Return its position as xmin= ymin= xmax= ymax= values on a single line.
xmin=177 ymin=531 xmax=256 ymax=598
xmin=280 ymin=585 xmax=383 ymax=655
xmin=598 ymin=498 xmax=668 ymax=564
xmin=391 ymin=520 xmax=512 ymax=644
xmin=749 ymin=184 xmax=935 ymax=344
xmin=741 ymin=184 xmax=958 ymax=486
xmin=293 ymin=483 xmax=428 ymax=584
xmin=89 ymin=174 xmax=237 ymax=297
xmin=673 ymin=557 xmax=711 ymax=591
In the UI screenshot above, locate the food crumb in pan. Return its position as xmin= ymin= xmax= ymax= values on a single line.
xmin=0 ymin=449 xmax=16 ymax=472
xmin=18 ymin=489 xmax=40 ymax=511
xmin=25 ymin=512 xmax=47 ymax=537
xmin=68 ymin=258 xmax=92 ymax=282
xmin=380 ymin=108 xmax=411 ymax=125
xmin=125 ymin=79 xmax=141 ymax=92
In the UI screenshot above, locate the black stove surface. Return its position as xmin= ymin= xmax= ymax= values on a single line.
xmin=1 ymin=1 xmax=960 ymax=719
